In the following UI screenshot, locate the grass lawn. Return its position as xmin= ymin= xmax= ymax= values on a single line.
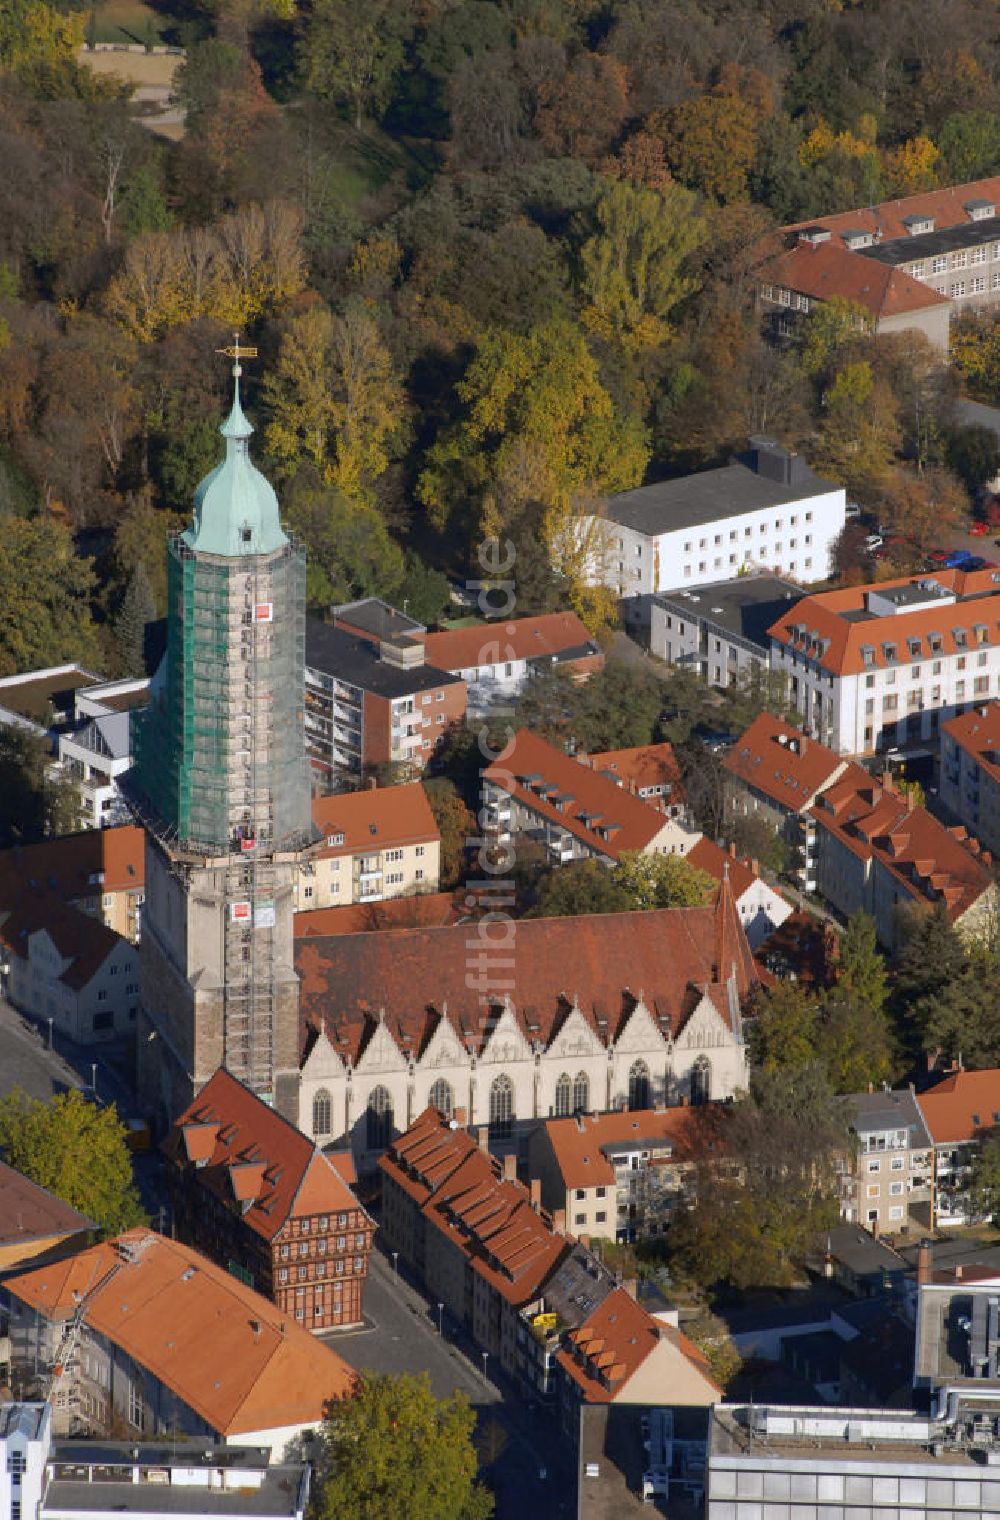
xmin=86 ymin=0 xmax=171 ymax=46
xmin=78 ymin=45 xmax=180 ymax=90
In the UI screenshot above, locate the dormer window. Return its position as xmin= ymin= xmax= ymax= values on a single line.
xmin=861 ymin=645 xmax=875 ymax=668
xmin=327 ymin=831 xmax=345 ymax=847
xmin=903 ymin=214 xmax=934 ymax=235
xmin=842 ymin=229 xmax=873 ymax=250
xmin=966 ymin=200 xmax=996 ymax=221
xmin=883 ymin=642 xmax=898 ymax=663
xmin=954 ymin=628 xmax=968 ymax=649
xmin=975 ymin=624 xmax=989 ymax=646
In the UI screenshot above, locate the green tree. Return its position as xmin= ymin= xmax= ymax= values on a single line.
xmin=422 ymin=779 xmax=473 ymax=890
xmin=113 ymin=560 xmax=155 ymax=678
xmin=397 ymin=556 xmax=451 ymax=626
xmin=0 ymin=517 xmax=100 ymax=677
xmin=969 ymin=1127 xmax=1000 ymax=1222
xmin=836 ymin=912 xmax=887 ymax=1016
xmin=316 ymin=1371 xmax=493 ymax=1520
xmin=815 ymin=990 xmax=893 ymax=1094
xmin=937 ymin=111 xmax=1000 ymax=183
xmin=302 ymin=0 xmax=414 ymax=128
xmin=798 ymin=296 xmax=874 ymax=377
xmin=283 ymin=469 xmax=405 ymax=610
xmin=513 ymin=661 xmax=665 ymax=752
xmin=611 ymin=851 xmax=716 ymax=909
xmin=533 ymin=859 xmax=634 ymax=918
xmin=0 ymin=1089 xmax=145 ymax=1236
xmin=946 ymin=424 xmax=1000 ymax=495
xmin=0 ymin=728 xmax=81 ymax=847
xmin=579 ymin=179 xmax=705 ymax=348
xmin=751 ymin=982 xmax=820 ymax=1073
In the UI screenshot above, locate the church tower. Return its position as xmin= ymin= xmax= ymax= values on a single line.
xmin=130 ymin=347 xmax=312 ymax=1126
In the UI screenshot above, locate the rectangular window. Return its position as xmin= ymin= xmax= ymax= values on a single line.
xmin=951 ymin=250 xmax=968 ymax=269
xmin=932 ymin=255 xmax=947 ymax=274
xmin=972 ymin=245 xmax=988 ymax=265
xmin=973 ymin=276 xmax=986 ymax=294
xmin=951 ymin=280 xmax=966 ymax=297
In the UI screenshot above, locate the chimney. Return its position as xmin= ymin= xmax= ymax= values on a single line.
xmin=621 ymin=1277 xmax=638 ymax=1300
xmin=530 ymin=1178 xmax=542 ymax=1211
xmin=579 ymin=1233 xmax=591 ymax=1249
xmin=453 ymin=1106 xmax=467 ymax=1128
xmin=503 ymin=1153 xmax=517 ymax=1182
xmin=478 ymin=1126 xmax=490 ymax=1154
xmin=872 ymin=1216 xmax=880 ymax=1240
xmin=750 ymin=858 xmax=759 ymax=875
xmin=917 ymin=1239 xmax=933 ymax=1285
xmin=955 ymin=1263 xmax=964 ymax=1280
xmin=369 ymin=776 xmax=377 ymax=790
xmin=552 ymin=1208 xmax=566 ymax=1235
xmin=679 ymin=1096 xmax=689 ymax=1108
xmin=728 ymin=842 xmax=737 ymax=858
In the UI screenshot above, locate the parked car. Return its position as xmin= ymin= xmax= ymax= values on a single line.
xmin=971 ymin=521 xmax=990 ymax=536
xmin=945 ymin=549 xmax=974 ymax=568
xmin=864 ymin=533 xmax=884 ymax=551
xmin=927 ymin=548 xmax=951 ymax=563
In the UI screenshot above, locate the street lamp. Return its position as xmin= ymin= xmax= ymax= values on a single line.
xmin=436 ymin=1303 xmax=444 ymax=1336
xmin=391 ymin=1251 xmax=399 ymax=1279
xmin=481 ymin=1351 xmax=488 ymax=1383
xmin=47 ymin=1017 xmax=53 ymax=1050
xmin=90 ymin=1062 xmax=97 ymax=1098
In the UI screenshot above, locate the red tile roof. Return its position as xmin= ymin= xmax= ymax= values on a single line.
xmin=0 ymin=890 xmax=129 ymax=991
xmin=583 ymin=743 xmax=683 ymax=807
xmin=917 ymin=1069 xmax=1000 ymax=1145
xmin=765 ymin=240 xmax=948 ymax=319
xmin=295 ymin=883 xmax=759 ymax=1065
xmin=686 ymin=836 xmax=774 ymax=905
xmin=484 ymin=729 xmax=674 ymax=859
xmin=0 ymin=825 xmax=145 ymax=902
xmin=310 ymin=781 xmax=438 ymax=859
xmin=541 ymin=1107 xmax=708 ymax=1191
xmin=163 ymin=1069 xmax=363 ymax=1243
xmin=812 ymin=774 xmax=993 ymax=922
xmin=556 ymin=1287 xmax=718 ymax=1404
xmin=785 ymin=176 xmax=1000 ymax=244
xmin=0 ymin=1160 xmax=94 ymax=1247
xmin=723 ymin=714 xmax=847 ymax=811
xmin=943 ymin=703 xmax=1000 ymax=788
xmin=419 ymin=613 xmax=600 ymax=674
xmin=294 ymin=892 xmax=461 ymax=939
xmin=5 ymin=1230 xmax=355 ymax=1433
xmin=380 ymin=1109 xmax=569 ymax=1306
xmin=767 ymin=568 xmax=1000 ymax=678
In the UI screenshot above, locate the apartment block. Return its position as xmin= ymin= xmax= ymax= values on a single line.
xmin=304 ymin=618 xmax=466 ymax=788
xmin=296 ymin=782 xmax=440 ymax=910
xmin=0 ymin=825 xmax=145 ymax=943
xmin=650 ymin=573 xmax=803 ymax=683
xmin=57 ymin=678 xmax=150 ymax=829
xmin=837 ymin=1089 xmax=933 ymax=1236
xmin=767 ymin=566 xmax=1000 ymax=756
xmin=482 ymin=728 xmax=696 ymax=865
xmin=580 ymin=742 xmax=683 ymax=813
xmin=941 ymin=702 xmax=1000 ymax=855
xmin=582 ymin=437 xmax=844 ymax=604
xmin=915 ymin=1069 xmax=1000 ymax=1227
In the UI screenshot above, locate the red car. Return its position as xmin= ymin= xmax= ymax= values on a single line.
xmin=970 ymin=521 xmax=990 ymax=536
xmin=927 ymin=548 xmax=951 ymax=562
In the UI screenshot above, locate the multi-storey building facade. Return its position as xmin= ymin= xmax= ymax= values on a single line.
xmin=581 ymin=438 xmax=845 ymax=603
xmin=163 ymin=1068 xmax=373 ymax=1331
xmin=296 ymin=882 xmax=759 ymax=1173
xmin=304 ymin=620 xmax=466 ymax=789
xmin=649 ymin=574 xmax=804 ymax=682
xmin=768 ymin=567 xmax=1000 ymax=757
xmin=915 ymin=1068 xmax=1000 ymax=1227
xmin=940 ymin=702 xmax=1000 ymax=855
xmin=837 ymin=1089 xmax=933 ymax=1236
xmin=811 ymin=769 xmax=995 ymax=950
xmin=129 ymin=360 xmax=313 ymax=1126
xmin=482 ymin=728 xmax=696 ymax=866
xmin=0 ymin=825 xmax=146 ymax=943
xmin=295 ymin=783 xmax=440 ymax=910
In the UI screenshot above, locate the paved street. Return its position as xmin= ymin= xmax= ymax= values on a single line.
xmin=325 ymin=1248 xmax=575 ymax=1520
xmin=0 ymin=997 xmax=86 ymax=1103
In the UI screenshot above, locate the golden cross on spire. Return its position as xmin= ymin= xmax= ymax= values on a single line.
xmin=216 ymin=333 xmax=258 ymax=380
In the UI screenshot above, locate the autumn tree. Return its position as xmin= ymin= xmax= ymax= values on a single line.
xmin=316 ymin=1371 xmax=492 ymax=1520
xmin=652 ymin=92 xmax=760 ymax=203
xmin=0 ymin=1088 xmax=145 ymax=1237
xmin=535 ymin=53 xmax=629 ymax=165
xmin=878 ymin=465 xmax=967 ymax=556
xmin=751 ymin=982 xmax=820 ymax=1073
xmin=937 ymin=110 xmax=1000 ymax=183
xmin=532 ymin=858 xmax=633 ymax=918
xmin=579 ymin=178 xmax=705 ymax=349
xmin=282 ymin=468 xmax=405 ymax=609
xmin=302 ymin=0 xmax=414 ymax=128
xmin=611 ymin=851 xmax=716 ymax=909
xmin=422 ymin=779 xmax=473 ymax=889
xmin=814 ymin=360 xmax=901 ymax=502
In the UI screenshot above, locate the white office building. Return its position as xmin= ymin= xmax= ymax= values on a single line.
xmin=0 ymin=1405 xmax=51 ymax=1520
xmin=582 ymin=439 xmax=845 ymax=617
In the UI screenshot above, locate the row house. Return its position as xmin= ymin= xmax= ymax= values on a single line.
xmin=4 ymin=1230 xmax=354 ymax=1453
xmin=295 ymin=782 xmax=440 ymax=911
xmin=379 ymin=1108 xmax=718 ymax=1422
xmin=304 ymin=617 xmax=466 ymax=789
xmin=723 ymin=714 xmax=850 ymax=891
xmin=940 ymin=701 xmax=1000 ymax=857
xmin=810 ymin=769 xmax=995 ymax=951
xmin=163 ymin=1067 xmax=373 ymax=1331
xmin=837 ymin=1088 xmax=933 ymax=1237
xmin=295 ymin=879 xmax=759 ymax=1173
xmin=767 ymin=566 xmax=1000 ymax=757
xmin=580 ymin=437 xmax=845 ymax=607
xmin=482 ymin=728 xmax=695 ymax=866
xmin=526 ymin=1106 xmax=711 ymax=1244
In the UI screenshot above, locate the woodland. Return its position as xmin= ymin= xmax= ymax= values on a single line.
xmin=7 ymin=0 xmax=1000 ymax=677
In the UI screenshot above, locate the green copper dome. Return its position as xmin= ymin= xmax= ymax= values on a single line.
xmin=183 ymin=380 xmax=287 ymax=558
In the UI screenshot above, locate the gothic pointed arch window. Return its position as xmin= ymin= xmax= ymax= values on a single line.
xmin=628 ymin=1059 xmax=650 ymax=1112
xmin=490 ymin=1073 xmax=515 ymax=1138
xmin=312 ymin=1088 xmax=332 ymax=1137
xmin=429 ymin=1078 xmax=454 ymax=1118
xmin=573 ymin=1071 xmax=590 ymax=1115
xmin=554 ymin=1073 xmax=572 ymax=1117
xmin=366 ymin=1085 xmax=393 ymax=1149
xmin=691 ymin=1057 xmax=711 ymax=1106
